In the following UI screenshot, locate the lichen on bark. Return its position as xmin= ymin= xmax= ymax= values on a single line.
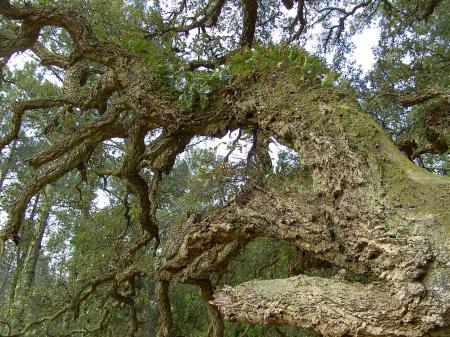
xmin=159 ymin=69 xmax=450 ymax=336
xmin=0 ymin=1 xmax=449 ymax=336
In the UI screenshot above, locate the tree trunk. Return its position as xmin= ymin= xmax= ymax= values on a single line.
xmin=156 ymin=280 xmax=174 ymax=337
xmin=158 ymin=70 xmax=450 ymax=337
xmin=199 ymin=280 xmax=224 ymax=337
xmin=0 ymin=2 xmax=448 ymax=335
xmin=0 ymin=246 xmax=15 ymax=299
xmin=0 ymin=139 xmax=17 ymax=190
xmin=14 ymin=202 xmax=50 ymax=298
xmin=10 ymin=195 xmax=50 ymax=327
xmin=8 ymin=194 xmax=40 ymax=308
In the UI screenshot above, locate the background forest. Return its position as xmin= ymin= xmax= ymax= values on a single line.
xmin=0 ymin=0 xmax=448 ymax=336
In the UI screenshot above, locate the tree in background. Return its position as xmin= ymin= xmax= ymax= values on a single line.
xmin=0 ymin=0 xmax=449 ymax=336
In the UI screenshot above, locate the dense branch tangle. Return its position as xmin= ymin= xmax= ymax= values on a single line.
xmin=0 ymin=1 xmax=185 ymax=334
xmin=0 ymin=1 xmax=449 ymax=337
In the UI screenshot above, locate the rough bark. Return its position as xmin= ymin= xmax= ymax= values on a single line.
xmin=0 ymin=1 xmax=449 ymax=336
xmin=10 ymin=196 xmax=50 ymax=330
xmin=240 ymin=0 xmax=258 ymax=47
xmin=0 ymin=247 xmax=15 ymax=300
xmin=7 ymin=194 xmax=40 ymax=308
xmin=14 ymin=202 xmax=50 ymax=298
xmin=159 ymin=71 xmax=450 ymax=336
xmin=199 ymin=279 xmax=224 ymax=337
xmin=156 ymin=280 xmax=174 ymax=337
xmin=397 ymin=99 xmax=449 ymax=159
xmin=0 ymin=139 xmax=16 ymax=190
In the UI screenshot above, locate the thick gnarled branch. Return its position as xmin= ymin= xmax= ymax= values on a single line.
xmin=212 ymin=275 xmax=429 ymax=337
xmin=156 ymin=70 xmax=450 ymax=336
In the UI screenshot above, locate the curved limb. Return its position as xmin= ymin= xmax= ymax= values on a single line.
xmin=0 ymin=0 xmax=123 ymax=66
xmin=145 ymin=0 xmax=227 ymax=39
xmin=31 ymin=42 xmax=69 ymax=69
xmin=0 ymin=97 xmax=71 ymax=152
xmin=155 ymin=68 xmax=450 ymax=336
xmin=1 ymin=137 xmax=100 ymax=247
xmin=26 ymin=100 xmax=127 ymax=168
xmin=119 ymin=121 xmax=157 ymax=235
xmin=139 ymin=131 xmax=191 ymax=173
xmin=158 ymin=176 xmax=448 ymax=336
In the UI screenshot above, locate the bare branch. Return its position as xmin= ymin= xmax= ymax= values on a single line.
xmin=0 ymin=97 xmax=71 ymax=152
xmin=0 ymin=0 xmax=128 ymax=66
xmin=323 ymin=0 xmax=375 ymax=46
xmin=223 ymin=129 xmax=243 ymax=162
xmin=31 ymin=42 xmax=69 ymax=69
xmin=288 ymin=0 xmax=307 ymax=41
xmin=4 ymin=273 xmax=115 ymax=337
xmin=398 ymin=88 xmax=449 ymax=107
xmin=1 ymin=137 xmax=100 ymax=246
xmin=145 ymin=0 xmax=227 ymax=39
xmin=240 ymin=0 xmax=258 ymax=47
xmin=110 ymin=279 xmax=139 ymax=337
xmin=26 ymin=100 xmax=127 ymax=168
